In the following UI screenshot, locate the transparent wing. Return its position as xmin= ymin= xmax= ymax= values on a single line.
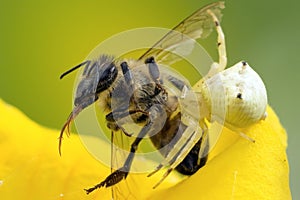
xmin=110 ymin=131 xmax=138 ymax=200
xmin=138 ymin=1 xmax=225 ymax=65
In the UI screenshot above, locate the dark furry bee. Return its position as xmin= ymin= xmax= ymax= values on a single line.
xmin=59 ymin=1 xmax=226 ymax=196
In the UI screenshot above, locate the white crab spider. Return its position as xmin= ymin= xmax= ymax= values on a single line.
xmin=200 ymin=10 xmax=268 ymax=133
xmin=150 ymin=6 xmax=268 ymax=187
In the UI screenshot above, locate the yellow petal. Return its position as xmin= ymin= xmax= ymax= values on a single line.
xmin=0 ymin=99 xmax=176 ymax=200
xmin=0 ymin=99 xmax=108 ymax=199
xmin=150 ymin=106 xmax=291 ymax=200
xmin=0 ymin=97 xmax=291 ymax=200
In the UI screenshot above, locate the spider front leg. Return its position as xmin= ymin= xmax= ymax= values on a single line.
xmin=206 ymin=9 xmax=227 ymax=78
xmin=85 ymin=104 xmax=165 ymax=194
xmin=148 ymin=116 xmax=204 ymax=188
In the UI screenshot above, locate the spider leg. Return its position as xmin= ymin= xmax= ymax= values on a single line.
xmin=148 ymin=115 xmax=203 ymax=187
xmin=206 ymin=9 xmax=227 ymax=78
xmin=237 ymin=131 xmax=255 ymax=143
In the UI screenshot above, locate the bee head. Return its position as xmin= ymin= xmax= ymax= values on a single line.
xmin=59 ymin=55 xmax=118 ymax=155
xmin=74 ymin=55 xmax=118 ymax=109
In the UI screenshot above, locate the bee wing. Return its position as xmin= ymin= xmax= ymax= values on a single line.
xmin=138 ymin=1 xmax=225 ymax=65
xmin=109 ymin=131 xmax=136 ymax=199
xmin=110 ymin=129 xmax=148 ymax=199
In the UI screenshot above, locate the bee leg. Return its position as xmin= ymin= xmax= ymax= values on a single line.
xmin=167 ymin=76 xmax=187 ymax=91
xmin=106 ymin=109 xmax=149 ymax=136
xmin=145 ymin=56 xmax=160 ymax=82
xmin=85 ymin=105 xmax=163 ymax=194
xmin=206 ymin=9 xmax=227 ymax=78
xmin=84 ymin=169 xmax=128 ymax=194
xmin=106 ymin=109 xmax=149 ymax=122
xmin=145 ymin=57 xmax=166 ymax=94
xmin=85 ymin=126 xmax=149 ymax=194
xmin=120 ymin=61 xmax=143 ymax=110
xmin=120 ymin=61 xmax=135 ymax=91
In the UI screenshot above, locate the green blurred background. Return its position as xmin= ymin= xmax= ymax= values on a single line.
xmin=0 ymin=0 xmax=298 ymax=198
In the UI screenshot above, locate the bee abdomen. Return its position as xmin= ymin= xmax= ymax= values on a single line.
xmin=175 ymin=139 xmax=208 ymax=175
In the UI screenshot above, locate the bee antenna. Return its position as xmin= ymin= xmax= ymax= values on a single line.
xmin=60 ymin=61 xmax=90 ymax=79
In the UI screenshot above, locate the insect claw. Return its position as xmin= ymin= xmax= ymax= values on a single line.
xmin=238 ymin=132 xmax=255 ymax=143
xmin=147 ymin=163 xmax=163 ymax=177
xmin=261 ymin=112 xmax=268 ymax=120
xmin=85 ymin=169 xmax=129 ymax=194
xmin=84 ymin=182 xmax=105 ymax=194
xmin=152 ymin=168 xmax=173 ymax=189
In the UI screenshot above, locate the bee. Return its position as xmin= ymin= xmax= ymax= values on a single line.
xmin=59 ymin=1 xmax=267 ymax=197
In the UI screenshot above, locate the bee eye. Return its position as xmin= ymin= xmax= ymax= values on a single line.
xmin=96 ymin=63 xmax=118 ymax=93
